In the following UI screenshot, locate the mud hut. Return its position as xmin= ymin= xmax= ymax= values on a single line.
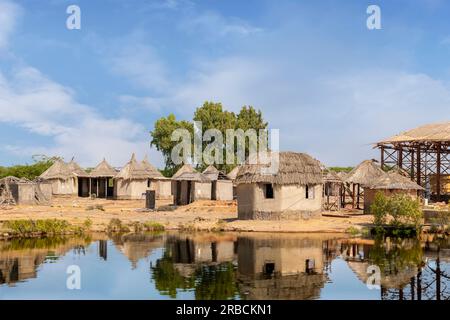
xmin=141 ymin=155 xmax=171 ymax=200
xmin=202 ymin=165 xmax=233 ymax=201
xmin=39 ymin=160 xmax=77 ymax=195
xmin=235 ymin=151 xmax=323 ymax=220
xmin=114 ymin=154 xmax=149 ymax=200
xmin=89 ymin=158 xmax=117 ymax=198
xmin=364 ymin=171 xmax=424 ymax=214
xmin=173 ymin=171 xmax=212 ymax=205
xmin=344 ymin=160 xmax=385 ymax=210
xmin=67 ymin=159 xmax=90 ymax=197
xmin=171 ymin=164 xmax=196 ymax=202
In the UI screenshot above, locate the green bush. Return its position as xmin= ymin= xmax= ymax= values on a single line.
xmin=371 ymin=192 xmax=423 ymax=231
xmin=107 ymin=218 xmax=130 ymax=233
xmin=3 ymin=219 xmax=70 ymax=236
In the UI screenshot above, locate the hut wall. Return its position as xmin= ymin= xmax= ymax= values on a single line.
xmin=49 ymin=178 xmax=77 ymax=195
xmin=214 ymin=180 xmax=233 ymax=201
xmin=237 ymin=183 xmax=322 ymax=220
xmin=193 ymin=181 xmax=212 ymax=201
xmin=37 ymin=182 xmax=53 ymax=200
xmin=364 ymin=188 xmax=419 ymax=214
xmin=114 ymin=179 xmax=148 ymax=200
xmin=150 ymin=179 xmax=172 ymax=200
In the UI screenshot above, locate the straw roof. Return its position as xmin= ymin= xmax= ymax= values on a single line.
xmin=172 ymin=164 xmax=196 ymax=179
xmin=227 ymin=166 xmax=240 ymax=180
xmin=90 ymin=158 xmax=117 ymax=178
xmin=323 ymin=170 xmax=343 ymax=183
xmin=344 ymin=160 xmax=385 ymax=187
xmin=368 ymin=171 xmax=424 ymax=190
xmin=202 ymin=165 xmax=220 ymax=181
xmin=116 ymin=154 xmax=149 ymax=180
xmin=235 ymin=151 xmax=323 ymax=185
xmin=40 ymin=160 xmax=74 ymax=180
xmin=68 ymin=160 xmax=89 ymax=177
xmin=174 ymin=171 xmax=211 ymax=182
xmin=379 ymin=121 xmax=450 ymax=144
xmin=141 ymin=155 xmax=166 ymax=179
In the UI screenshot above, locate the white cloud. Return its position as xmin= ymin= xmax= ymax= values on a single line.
xmin=0 ymin=65 xmax=163 ymax=168
xmin=0 ymin=0 xmax=21 ymax=50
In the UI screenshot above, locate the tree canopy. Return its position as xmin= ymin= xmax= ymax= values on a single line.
xmin=0 ymin=155 xmax=58 ymax=180
xmin=150 ymin=101 xmax=268 ymax=175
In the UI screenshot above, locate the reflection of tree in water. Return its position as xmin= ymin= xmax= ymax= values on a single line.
xmin=151 ymin=250 xmax=196 ymax=298
xmin=151 ymin=251 xmax=238 ymax=300
xmin=194 ymin=262 xmax=238 ymax=300
xmin=371 ymin=236 xmax=450 ymax=300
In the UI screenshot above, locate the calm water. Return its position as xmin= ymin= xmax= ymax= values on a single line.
xmin=0 ymin=232 xmax=449 ymax=300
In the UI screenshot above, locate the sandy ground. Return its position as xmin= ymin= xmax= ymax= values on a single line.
xmin=0 ymin=196 xmax=374 ymax=234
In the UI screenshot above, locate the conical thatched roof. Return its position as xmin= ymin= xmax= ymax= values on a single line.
xmin=172 ymin=164 xmax=196 ymax=179
xmin=90 ymin=158 xmax=117 ymax=178
xmin=227 ymin=166 xmax=240 ymax=180
xmin=235 ymin=151 xmax=323 ymax=185
xmin=323 ymin=170 xmax=343 ymax=183
xmin=68 ymin=160 xmax=89 ymax=177
xmin=116 ymin=154 xmax=149 ymax=180
xmin=141 ymin=155 xmax=165 ymax=179
xmin=344 ymin=160 xmax=385 ymax=187
xmin=368 ymin=171 xmax=424 ymax=190
xmin=174 ymin=171 xmax=211 ymax=182
xmin=40 ymin=160 xmax=74 ymax=180
xmin=202 ymin=165 xmax=219 ymax=181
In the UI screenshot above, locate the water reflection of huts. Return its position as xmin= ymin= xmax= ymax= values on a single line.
xmin=236 ymin=235 xmax=332 ymax=300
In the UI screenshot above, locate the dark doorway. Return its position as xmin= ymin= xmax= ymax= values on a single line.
xmin=211 ymin=181 xmax=217 ymax=200
xmin=176 ymin=181 xmax=182 ymax=205
xmin=187 ymin=181 xmax=192 ymax=204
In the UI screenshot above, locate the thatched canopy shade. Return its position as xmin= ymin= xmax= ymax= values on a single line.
xmin=235 ymin=151 xmax=323 ymax=185
xmin=369 ymin=171 xmax=424 ymax=190
xmin=90 ymin=159 xmax=117 ymax=178
xmin=116 ymin=154 xmax=149 ymax=180
xmin=141 ymin=155 xmax=166 ymax=179
xmin=378 ymin=121 xmax=450 ymax=144
xmin=174 ymin=172 xmax=211 ymax=182
xmin=344 ymin=160 xmax=385 ymax=187
xmin=40 ymin=160 xmax=74 ymax=180
xmin=172 ymin=164 xmax=196 ymax=179
xmin=68 ymin=160 xmax=89 ymax=177
xmin=227 ymin=166 xmax=240 ymax=180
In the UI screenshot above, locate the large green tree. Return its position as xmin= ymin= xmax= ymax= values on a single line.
xmin=150 ymin=102 xmax=268 ymax=173
xmin=0 ymin=155 xmax=58 ymax=180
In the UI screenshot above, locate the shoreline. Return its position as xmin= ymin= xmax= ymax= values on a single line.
xmin=0 ymin=197 xmax=374 ymax=238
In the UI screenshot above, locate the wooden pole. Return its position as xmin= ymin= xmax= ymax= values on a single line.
xmin=89 ymin=178 xmax=92 ymax=197
xmin=357 ymin=184 xmax=361 ymax=210
xmin=352 ymin=184 xmax=356 ymax=209
xmin=436 ymin=143 xmax=441 ymax=202
xmin=105 ymin=178 xmax=108 ymax=199
xmin=96 ymin=179 xmax=99 ymax=198
xmin=398 ymin=148 xmax=403 ymax=169
xmin=380 ymin=146 xmax=385 ymax=169
xmin=416 ymin=147 xmax=421 ymax=186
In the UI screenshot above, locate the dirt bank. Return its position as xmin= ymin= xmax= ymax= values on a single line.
xmin=0 ymin=196 xmax=374 ymax=234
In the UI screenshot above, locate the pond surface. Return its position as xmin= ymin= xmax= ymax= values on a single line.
xmin=0 ymin=232 xmax=449 ymax=300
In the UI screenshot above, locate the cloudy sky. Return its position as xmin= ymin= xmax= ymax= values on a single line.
xmin=0 ymin=0 xmax=449 ymax=168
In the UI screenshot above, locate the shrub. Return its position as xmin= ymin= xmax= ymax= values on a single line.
xmin=371 ymin=192 xmax=423 ymax=231
xmin=144 ymin=221 xmax=165 ymax=232
xmin=107 ymin=218 xmax=130 ymax=233
xmin=3 ymin=219 xmax=70 ymax=236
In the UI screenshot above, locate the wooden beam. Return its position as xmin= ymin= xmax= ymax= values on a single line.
xmin=416 ymin=147 xmax=421 ymax=186
xmin=437 ymin=143 xmax=441 ymax=202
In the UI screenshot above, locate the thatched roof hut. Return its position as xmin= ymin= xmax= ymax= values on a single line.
xmin=235 ymin=151 xmax=323 ymax=185
xmin=90 ymin=158 xmax=117 ymax=178
xmin=344 ymin=160 xmax=385 ymax=187
xmin=323 ymin=170 xmax=343 ymax=183
xmin=172 ymin=164 xmax=196 ymax=179
xmin=68 ymin=160 xmax=89 ymax=177
xmin=116 ymin=154 xmax=149 ymax=181
xmin=141 ymin=155 xmax=165 ymax=179
xmin=40 ymin=160 xmax=74 ymax=180
xmin=369 ymin=171 xmax=424 ymax=191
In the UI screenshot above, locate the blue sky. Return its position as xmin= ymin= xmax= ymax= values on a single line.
xmin=1 ymin=0 xmax=450 ymax=168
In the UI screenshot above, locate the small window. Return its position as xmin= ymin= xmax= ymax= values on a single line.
xmin=147 ymin=179 xmax=151 ymax=188
xmin=306 ymin=185 xmax=315 ymax=199
xmin=305 ymin=259 xmax=315 ymax=274
xmin=264 ymin=184 xmax=274 ymax=199
xmin=264 ymin=262 xmax=275 ymax=276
